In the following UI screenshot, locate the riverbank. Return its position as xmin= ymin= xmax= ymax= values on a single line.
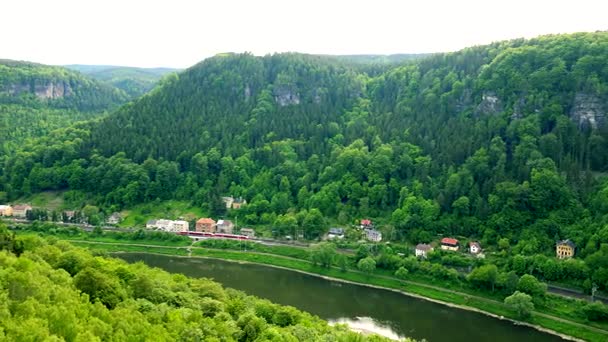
xmin=68 ymin=239 xmax=607 ymax=342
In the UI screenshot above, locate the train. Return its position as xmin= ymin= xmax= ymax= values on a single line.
xmin=176 ymin=231 xmax=250 ymax=240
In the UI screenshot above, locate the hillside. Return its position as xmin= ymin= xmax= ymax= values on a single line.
xmin=0 ymin=60 xmax=129 ymax=153
xmin=65 ymin=64 xmax=179 ymax=98
xmin=2 ymin=32 xmax=608 ymax=288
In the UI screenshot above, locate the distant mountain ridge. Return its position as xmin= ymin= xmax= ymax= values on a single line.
xmin=65 ymin=64 xmax=180 ymax=98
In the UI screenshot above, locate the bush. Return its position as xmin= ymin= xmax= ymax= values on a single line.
xmin=583 ymin=301 xmax=608 ymax=322
xmin=357 ymin=257 xmax=376 ymax=274
xmin=395 ymin=267 xmax=409 ymax=279
xmin=504 ymin=291 xmax=534 ymax=319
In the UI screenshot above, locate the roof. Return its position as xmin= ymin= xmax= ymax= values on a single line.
xmin=147 ymin=219 xmax=157 ymax=225
xmin=361 ymin=219 xmax=372 ymax=225
xmin=0 ymin=205 xmax=11 ymax=209
xmin=416 ymin=243 xmax=433 ymax=251
xmin=441 ymin=238 xmax=459 ymax=246
xmin=234 ymin=197 xmax=246 ymax=203
xmin=218 ymin=220 xmax=233 ymax=226
xmin=109 ymin=212 xmax=121 ymax=218
xmin=197 ymin=218 xmax=216 ymax=224
xmin=240 ymin=228 xmax=254 ymax=232
xmin=13 ymin=204 xmax=32 ymax=210
xmin=557 ymin=239 xmax=576 ymax=249
xmin=469 ymin=242 xmax=481 ymax=248
xmin=329 ymin=228 xmax=344 ymax=234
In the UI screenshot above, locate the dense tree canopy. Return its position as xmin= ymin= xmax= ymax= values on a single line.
xmin=0 ymin=232 xmax=400 ymax=341
xmin=2 ymin=32 xmax=608 ymax=290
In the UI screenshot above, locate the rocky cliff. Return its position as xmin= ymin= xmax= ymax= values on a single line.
xmin=570 ymin=93 xmax=606 ymax=129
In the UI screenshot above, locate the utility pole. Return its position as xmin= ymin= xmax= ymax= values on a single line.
xmin=592 ymin=283 xmax=598 ymax=302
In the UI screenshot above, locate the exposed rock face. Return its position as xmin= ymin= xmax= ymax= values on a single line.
xmin=511 ymin=97 xmax=526 ymax=120
xmin=455 ymin=88 xmax=472 ymax=112
xmin=476 ymin=92 xmax=503 ymax=115
xmin=5 ymin=81 xmax=72 ymax=99
xmin=570 ymin=93 xmax=605 ymax=129
xmin=273 ymin=86 xmax=300 ymax=107
xmin=244 ymin=84 xmax=251 ymax=101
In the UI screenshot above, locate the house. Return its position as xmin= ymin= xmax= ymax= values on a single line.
xmin=365 ymin=229 xmax=382 ymax=242
xmin=440 ymin=238 xmax=459 ymax=251
xmin=240 ymin=228 xmax=255 ymax=238
xmin=216 ymin=219 xmax=234 ymax=234
xmin=196 ymin=218 xmax=216 ymax=233
xmin=222 ymin=197 xmax=235 ymax=209
xmin=556 ymin=240 xmax=576 ymax=259
xmin=328 ymin=227 xmax=345 ymax=239
xmin=0 ymin=205 xmax=13 ymax=217
xmin=156 ymin=219 xmax=173 ymax=231
xmin=170 ymin=220 xmax=190 ymax=232
xmin=360 ymin=219 xmax=373 ymax=229
xmin=469 ymin=241 xmax=482 ymax=255
xmin=415 ymin=244 xmax=434 ymax=258
xmin=12 ymin=204 xmax=32 ymax=218
xmin=146 ymin=219 xmax=158 ymax=229
xmin=63 ymin=210 xmax=76 ymax=222
xmin=107 ymin=212 xmax=121 ymax=224
xmin=232 ymin=197 xmax=247 ymax=209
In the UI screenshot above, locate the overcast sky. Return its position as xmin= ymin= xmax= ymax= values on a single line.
xmin=2 ymin=0 xmax=607 ymax=68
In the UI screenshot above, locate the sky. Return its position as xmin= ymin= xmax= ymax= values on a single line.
xmin=2 ymin=0 xmax=607 ymax=68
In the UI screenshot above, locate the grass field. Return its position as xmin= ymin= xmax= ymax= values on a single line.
xmin=16 ymin=191 xmax=66 ymax=211
xmin=118 ymin=200 xmax=209 ymax=228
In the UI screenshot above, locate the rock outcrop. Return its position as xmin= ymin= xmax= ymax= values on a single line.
xmin=5 ymin=81 xmax=73 ymax=100
xmin=273 ymin=86 xmax=300 ymax=107
xmin=570 ymin=93 xmax=605 ymax=129
xmin=476 ymin=92 xmax=503 ymax=115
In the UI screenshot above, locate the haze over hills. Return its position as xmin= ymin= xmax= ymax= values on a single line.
xmin=2 ymin=31 xmax=608 ymax=290
xmin=65 ymin=64 xmax=180 ymax=98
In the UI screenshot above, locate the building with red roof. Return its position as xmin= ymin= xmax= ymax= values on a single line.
xmin=440 ymin=237 xmax=459 ymax=251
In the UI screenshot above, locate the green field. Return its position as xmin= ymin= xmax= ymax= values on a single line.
xmin=118 ymin=200 xmax=210 ymax=228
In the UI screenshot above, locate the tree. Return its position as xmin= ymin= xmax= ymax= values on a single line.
xmin=357 ymin=257 xmax=376 ymax=274
xmin=395 ymin=266 xmax=409 ymax=279
xmin=517 ymin=274 xmax=547 ymax=298
xmin=467 ymin=264 xmax=499 ymax=291
xmin=310 ymin=242 xmax=337 ymax=268
xmin=504 ymin=291 xmax=534 ymax=319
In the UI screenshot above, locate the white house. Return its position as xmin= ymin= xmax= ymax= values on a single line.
xmin=415 ymin=244 xmax=433 ymax=258
xmin=469 ymin=241 xmax=482 ymax=255
xmin=146 ymin=219 xmax=158 ymax=229
xmin=328 ymin=228 xmax=345 ymax=239
xmin=222 ymin=196 xmax=235 ymax=209
xmin=107 ymin=212 xmax=121 ymax=224
xmin=365 ymin=229 xmax=382 ymax=242
xmin=240 ymin=228 xmax=255 ymax=237
xmin=170 ymin=220 xmax=189 ymax=232
xmin=12 ymin=205 xmax=32 ymax=218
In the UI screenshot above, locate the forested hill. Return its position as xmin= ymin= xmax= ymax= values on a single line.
xmin=0 ymin=60 xmax=130 ymax=154
xmin=65 ymin=64 xmax=179 ymax=98
xmin=0 ymin=59 xmax=128 ymax=110
xmin=3 ymin=32 xmax=608 ymax=269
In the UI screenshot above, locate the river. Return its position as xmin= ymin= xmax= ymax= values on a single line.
xmin=116 ymin=253 xmax=566 ymax=342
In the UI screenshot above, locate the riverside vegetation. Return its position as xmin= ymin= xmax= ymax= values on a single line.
xmin=11 ymin=222 xmax=608 ymax=341
xmin=2 ymin=31 xmax=608 ymax=339
xmin=0 ymin=223 xmax=405 ymax=341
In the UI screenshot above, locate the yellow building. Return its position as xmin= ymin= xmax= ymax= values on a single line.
xmin=0 ymin=205 xmax=13 ymax=217
xmin=556 ymin=240 xmax=575 ymax=259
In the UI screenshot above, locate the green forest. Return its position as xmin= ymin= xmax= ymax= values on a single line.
xmin=0 ymin=59 xmax=130 ymax=154
xmin=2 ymin=32 xmax=608 ymax=291
xmin=0 ymin=224 xmax=397 ymax=341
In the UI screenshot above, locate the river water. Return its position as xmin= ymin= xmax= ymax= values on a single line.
xmin=115 ymin=253 xmax=565 ymax=342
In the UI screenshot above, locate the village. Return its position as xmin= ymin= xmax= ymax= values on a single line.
xmin=0 ymin=201 xmax=578 ymax=261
